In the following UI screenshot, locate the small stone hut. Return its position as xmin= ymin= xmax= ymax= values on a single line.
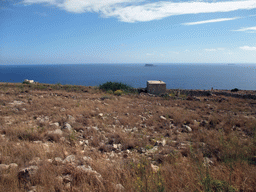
xmin=147 ymin=80 xmax=166 ymax=95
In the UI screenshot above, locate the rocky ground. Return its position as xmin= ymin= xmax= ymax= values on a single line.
xmin=0 ymin=83 xmax=255 ymax=192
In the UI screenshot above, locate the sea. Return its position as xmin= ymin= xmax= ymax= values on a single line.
xmin=0 ymin=64 xmax=255 ymax=90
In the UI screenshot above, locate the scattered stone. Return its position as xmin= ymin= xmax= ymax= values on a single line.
xmin=63 ymin=174 xmax=72 ymax=183
xmin=138 ymin=147 xmax=146 ymax=153
xmin=200 ymin=120 xmax=208 ymax=127
xmin=0 ymin=164 xmax=9 ymax=171
xmin=84 ymin=140 xmax=89 ymax=145
xmin=47 ymin=128 xmax=63 ymax=136
xmin=47 ymin=159 xmax=53 ymax=163
xmin=155 ymin=139 xmax=166 ymax=146
xmin=54 ymin=157 xmax=63 ymax=164
xmin=37 ymin=116 xmax=49 ymax=123
xmin=113 ymin=144 xmax=122 ymax=150
xmin=68 ymin=115 xmax=75 ymax=123
xmin=162 ymin=139 xmax=166 ymax=146
xmin=54 ymin=128 xmax=63 ymax=135
xmin=98 ymin=113 xmax=104 ymax=117
xmin=79 ymin=140 xmax=84 ymax=146
xmin=63 ymin=155 xmax=76 ymax=164
xmin=109 ymin=151 xmax=115 ymax=158
xmin=33 ymin=141 xmax=42 ymax=145
xmin=203 ymin=157 xmax=214 ymax=167
xmin=29 ymin=157 xmax=41 ymax=165
xmin=13 ymin=108 xmax=19 ymax=112
xmin=42 ymin=143 xmax=50 ymax=153
xmin=50 ymin=122 xmax=59 ymax=127
xmin=65 ymin=182 xmax=71 ymax=190
xmin=132 ymin=127 xmax=138 ymax=132
xmin=60 ymin=137 xmax=66 ymax=142
xmin=28 ymin=186 xmax=37 ymax=192
xmin=82 ymin=156 xmax=92 ymax=162
xmin=9 ymin=100 xmax=24 ymax=105
xmin=60 ymin=108 xmax=66 ymax=112
xmin=91 ymin=126 xmax=99 ymax=131
xmin=160 ymin=116 xmax=167 ymax=120
xmin=146 ymin=146 xmax=158 ymax=154
xmin=182 ymin=125 xmax=192 ymax=132
xmin=62 ymin=123 xmax=72 ymax=132
xmin=151 ymin=164 xmax=160 ymax=173
xmin=114 ymin=183 xmax=125 ymax=192
xmin=9 ymin=163 xmax=18 ymax=169
xmin=56 ymin=176 xmax=63 ymax=183
xmin=77 ymin=165 xmax=102 ymax=180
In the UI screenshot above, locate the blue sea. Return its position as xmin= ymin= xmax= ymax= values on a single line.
xmin=0 ymin=64 xmax=255 ymax=90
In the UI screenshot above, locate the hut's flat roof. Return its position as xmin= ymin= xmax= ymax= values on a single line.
xmin=147 ymin=80 xmax=166 ymax=84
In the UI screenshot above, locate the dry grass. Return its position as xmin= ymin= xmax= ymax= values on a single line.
xmin=0 ymin=83 xmax=255 ymax=191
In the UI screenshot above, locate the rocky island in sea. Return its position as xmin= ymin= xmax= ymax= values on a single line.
xmin=145 ymin=64 xmax=154 ymax=67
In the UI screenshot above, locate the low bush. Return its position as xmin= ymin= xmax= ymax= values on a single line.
xmin=22 ymin=81 xmax=30 ymax=85
xmin=231 ymin=88 xmax=239 ymax=92
xmin=99 ymin=81 xmax=132 ymax=92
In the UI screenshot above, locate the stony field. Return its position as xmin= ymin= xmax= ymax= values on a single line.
xmin=0 ymin=83 xmax=255 ymax=192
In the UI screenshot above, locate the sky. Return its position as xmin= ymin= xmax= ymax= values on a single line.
xmin=0 ymin=0 xmax=256 ymax=64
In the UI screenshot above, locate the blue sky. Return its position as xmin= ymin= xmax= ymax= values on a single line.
xmin=1 ymin=0 xmax=256 ymax=64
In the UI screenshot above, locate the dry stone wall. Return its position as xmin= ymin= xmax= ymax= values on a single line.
xmin=167 ymin=89 xmax=256 ymax=100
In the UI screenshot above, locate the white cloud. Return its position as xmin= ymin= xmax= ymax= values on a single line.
xmin=240 ymin=46 xmax=256 ymax=51
xmin=234 ymin=26 xmax=256 ymax=32
xmin=22 ymin=0 xmax=256 ymax=22
xmin=183 ymin=17 xmax=239 ymax=25
xmin=205 ymin=48 xmax=227 ymax=52
xmin=205 ymin=49 xmax=217 ymax=52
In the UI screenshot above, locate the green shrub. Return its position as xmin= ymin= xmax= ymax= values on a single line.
xmin=106 ymin=90 xmax=113 ymax=94
xmin=231 ymin=88 xmax=239 ymax=92
xmin=114 ymin=90 xmax=122 ymax=96
xmin=99 ymin=81 xmax=132 ymax=92
xmin=22 ymin=81 xmax=30 ymax=84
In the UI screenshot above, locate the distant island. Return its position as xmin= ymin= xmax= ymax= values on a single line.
xmin=145 ymin=64 xmax=154 ymax=67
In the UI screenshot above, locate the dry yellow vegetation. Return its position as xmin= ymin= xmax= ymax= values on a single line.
xmin=0 ymin=83 xmax=255 ymax=192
